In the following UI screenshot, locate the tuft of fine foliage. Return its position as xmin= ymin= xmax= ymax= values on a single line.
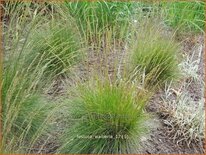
xmin=58 ymin=79 xmax=149 ymax=154
xmin=2 ymin=44 xmax=52 ymax=153
xmin=65 ymin=1 xmax=138 ymax=41
xmin=129 ymin=22 xmax=180 ymax=88
xmin=162 ymin=1 xmax=205 ymax=33
xmin=1 ymin=2 xmax=55 ymax=153
xmin=30 ymin=18 xmax=83 ymax=77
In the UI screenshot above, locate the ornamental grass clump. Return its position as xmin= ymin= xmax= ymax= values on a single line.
xmin=58 ymin=80 xmax=149 ymax=154
xmin=65 ymin=1 xmax=137 ymax=42
xmin=162 ymin=1 xmax=205 ymax=33
xmin=129 ymin=22 xmax=180 ymax=88
xmin=2 ymin=2 xmax=55 ymax=153
xmin=30 ymin=19 xmax=83 ymax=77
xmin=2 ymin=34 xmax=52 ymax=154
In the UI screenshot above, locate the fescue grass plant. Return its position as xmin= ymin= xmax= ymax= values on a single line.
xmin=58 ymin=79 xmax=150 ymax=154
xmin=1 ymin=2 xmax=59 ymax=153
xmin=64 ymin=1 xmax=139 ymax=43
xmin=138 ymin=1 xmax=205 ymax=34
xmin=129 ymin=21 xmax=180 ymax=88
xmin=161 ymin=1 xmax=205 ymax=34
xmin=2 ymin=38 xmax=53 ymax=153
xmin=30 ymin=19 xmax=83 ymax=77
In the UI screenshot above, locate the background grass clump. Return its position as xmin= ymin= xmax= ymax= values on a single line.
xmin=2 ymin=49 xmax=52 ymax=153
xmin=162 ymin=1 xmax=205 ymax=33
xmin=1 ymin=2 xmax=55 ymax=153
xmin=58 ymin=79 xmax=149 ymax=154
xmin=129 ymin=22 xmax=180 ymax=88
xmin=65 ymin=1 xmax=138 ymax=41
xmin=30 ymin=18 xmax=83 ymax=77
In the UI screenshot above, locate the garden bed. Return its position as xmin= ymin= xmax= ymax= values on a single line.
xmin=2 ymin=1 xmax=205 ymax=154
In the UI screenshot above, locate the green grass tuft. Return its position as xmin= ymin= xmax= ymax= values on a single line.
xmin=162 ymin=1 xmax=205 ymax=33
xmin=30 ymin=19 xmax=83 ymax=77
xmin=2 ymin=53 xmax=52 ymax=153
xmin=65 ymin=1 xmax=138 ymax=41
xmin=2 ymin=2 xmax=55 ymax=153
xmin=58 ymin=79 xmax=149 ymax=154
xmin=129 ymin=22 xmax=180 ymax=88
